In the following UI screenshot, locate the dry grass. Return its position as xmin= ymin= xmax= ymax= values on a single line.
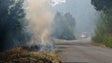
xmin=0 ymin=46 xmax=61 ymax=63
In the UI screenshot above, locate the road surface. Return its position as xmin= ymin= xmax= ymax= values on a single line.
xmin=55 ymin=38 xmax=112 ymax=63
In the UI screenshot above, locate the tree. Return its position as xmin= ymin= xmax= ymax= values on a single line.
xmin=92 ymin=0 xmax=112 ymax=34
xmin=92 ymin=0 xmax=112 ymax=47
xmin=0 ymin=0 xmax=29 ymax=52
xmin=51 ymin=12 xmax=76 ymax=40
xmin=0 ymin=0 xmax=10 ymax=52
xmin=91 ymin=0 xmax=112 ymax=11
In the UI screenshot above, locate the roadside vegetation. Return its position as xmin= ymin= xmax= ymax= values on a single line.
xmin=92 ymin=0 xmax=112 ymax=47
xmin=0 ymin=46 xmax=61 ymax=63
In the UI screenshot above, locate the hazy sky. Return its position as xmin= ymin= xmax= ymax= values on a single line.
xmin=52 ymin=0 xmax=98 ymax=36
xmin=51 ymin=0 xmax=66 ymax=6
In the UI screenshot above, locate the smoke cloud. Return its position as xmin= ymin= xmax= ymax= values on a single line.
xmin=53 ymin=0 xmax=98 ymax=37
xmin=23 ymin=0 xmax=54 ymax=47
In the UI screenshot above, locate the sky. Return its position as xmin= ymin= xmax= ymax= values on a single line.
xmin=51 ymin=0 xmax=98 ymax=36
xmin=51 ymin=0 xmax=66 ymax=7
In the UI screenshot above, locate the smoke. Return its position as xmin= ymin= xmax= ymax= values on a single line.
xmin=0 ymin=0 xmax=55 ymax=52
xmin=53 ymin=0 xmax=98 ymax=37
xmin=23 ymin=0 xmax=54 ymax=50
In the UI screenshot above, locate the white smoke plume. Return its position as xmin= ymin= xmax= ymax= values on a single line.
xmin=23 ymin=0 xmax=54 ymax=48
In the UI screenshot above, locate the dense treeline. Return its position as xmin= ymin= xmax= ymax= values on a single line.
xmin=0 ymin=0 xmax=29 ymax=52
xmin=92 ymin=0 xmax=112 ymax=47
xmin=51 ymin=12 xmax=76 ymax=40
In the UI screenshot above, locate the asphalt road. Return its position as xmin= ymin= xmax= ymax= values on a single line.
xmin=56 ymin=38 xmax=112 ymax=63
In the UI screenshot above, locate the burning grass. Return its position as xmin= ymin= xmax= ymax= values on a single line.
xmin=0 ymin=46 xmax=61 ymax=63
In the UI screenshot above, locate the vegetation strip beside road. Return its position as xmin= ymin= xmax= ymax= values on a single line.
xmin=0 ymin=46 xmax=61 ymax=63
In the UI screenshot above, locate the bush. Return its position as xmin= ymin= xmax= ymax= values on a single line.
xmin=92 ymin=12 xmax=112 ymax=47
xmin=103 ymin=35 xmax=112 ymax=47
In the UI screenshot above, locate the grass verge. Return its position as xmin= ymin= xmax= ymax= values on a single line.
xmin=0 ymin=46 xmax=61 ymax=63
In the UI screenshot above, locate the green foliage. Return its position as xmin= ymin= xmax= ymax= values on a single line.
xmin=103 ymin=35 xmax=112 ymax=47
xmin=91 ymin=0 xmax=112 ymax=11
xmin=0 ymin=0 xmax=29 ymax=52
xmin=92 ymin=12 xmax=106 ymax=42
xmin=92 ymin=11 xmax=112 ymax=47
